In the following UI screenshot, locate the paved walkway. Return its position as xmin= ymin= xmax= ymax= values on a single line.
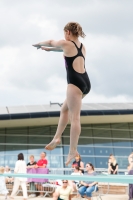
xmin=0 ymin=195 xmax=129 ymax=200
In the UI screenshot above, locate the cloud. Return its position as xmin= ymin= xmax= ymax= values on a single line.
xmin=0 ymin=0 xmax=133 ymax=106
xmin=85 ymin=34 xmax=133 ymax=97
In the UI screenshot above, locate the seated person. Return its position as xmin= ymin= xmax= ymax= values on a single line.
xmin=53 ymin=180 xmax=72 ymax=200
xmin=128 ymin=153 xmax=133 ymax=171
xmin=107 ymin=157 xmax=112 ymax=174
xmin=45 ymin=179 xmax=63 ymax=189
xmin=68 ymin=166 xmax=82 ymax=191
xmin=35 ymin=152 xmax=48 ymax=197
xmin=0 ymin=166 xmax=8 ymax=199
xmin=4 ymin=166 xmax=13 ymax=184
xmin=78 ymin=163 xmax=98 ymax=200
xmin=125 ymin=164 xmax=131 ymax=175
xmin=108 ymin=155 xmax=118 ymax=174
xmin=27 ymin=155 xmax=37 ymax=198
xmin=128 ymin=164 xmax=133 ymax=199
xmin=128 ymin=152 xmax=133 ymax=165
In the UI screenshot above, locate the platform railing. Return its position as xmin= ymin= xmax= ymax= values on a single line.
xmin=5 ymin=167 xmax=129 ymax=198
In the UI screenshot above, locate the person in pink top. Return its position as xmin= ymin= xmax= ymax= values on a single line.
xmin=35 ymin=152 xmax=48 ymax=197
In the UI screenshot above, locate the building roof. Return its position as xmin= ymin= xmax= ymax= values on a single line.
xmin=0 ymin=103 xmax=133 ymax=128
xmin=0 ymin=103 xmax=133 ymax=120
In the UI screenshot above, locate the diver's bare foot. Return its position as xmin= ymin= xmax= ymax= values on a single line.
xmin=65 ymin=150 xmax=79 ymax=166
xmin=45 ymin=138 xmax=61 ymax=150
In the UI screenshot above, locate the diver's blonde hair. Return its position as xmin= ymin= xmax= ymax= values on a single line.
xmin=64 ymin=22 xmax=86 ymax=38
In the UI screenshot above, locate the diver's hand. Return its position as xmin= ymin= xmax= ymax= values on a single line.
xmin=32 ymin=44 xmax=41 ymax=49
xmin=41 ymin=46 xmax=51 ymax=51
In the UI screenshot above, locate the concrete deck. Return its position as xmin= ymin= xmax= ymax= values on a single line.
xmin=0 ymin=196 xmax=129 ymax=200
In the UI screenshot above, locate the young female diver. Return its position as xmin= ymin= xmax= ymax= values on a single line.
xmin=33 ymin=22 xmax=91 ymax=165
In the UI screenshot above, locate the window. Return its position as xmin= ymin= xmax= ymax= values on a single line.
xmin=48 ymin=155 xmax=63 ymax=168
xmin=94 ymin=147 xmax=113 ymax=156
xmin=0 ymin=136 xmax=5 ymax=143
xmin=81 ymin=125 xmax=93 ymax=137
xmin=82 ymin=156 xmax=95 ymax=167
xmin=0 ymin=145 xmax=5 ymax=155
xmin=116 ymin=157 xmax=128 ymax=169
xmin=129 ymin=123 xmax=133 ymax=147
xmin=78 ymin=147 xmax=94 ymax=156
xmin=0 ymin=129 xmax=5 ymax=143
xmin=5 ymin=155 xmax=28 ymax=168
xmin=95 ymin=157 xmax=108 ymax=168
xmin=6 ymin=127 xmax=28 ymax=135
xmin=0 ymin=155 xmax=5 ymax=166
xmin=93 ymin=124 xmax=112 ymax=146
xmin=28 ymin=135 xmax=51 ymax=145
xmin=29 ymin=126 xmax=50 ymax=136
xmin=5 ymin=145 xmax=28 ymax=155
xmin=93 ymin=138 xmax=112 ymax=147
xmin=0 ymin=123 xmax=132 ymax=170
xmin=6 ymin=135 xmax=27 ymax=144
xmin=113 ymin=148 xmax=131 ymax=156
xmin=112 ymin=139 xmax=131 ymax=147
xmin=111 ymin=123 xmax=130 ymax=139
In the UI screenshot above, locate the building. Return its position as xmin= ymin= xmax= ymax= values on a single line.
xmin=0 ymin=103 xmax=133 ymax=169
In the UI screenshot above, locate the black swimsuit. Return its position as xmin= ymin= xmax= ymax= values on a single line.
xmin=64 ymin=41 xmax=91 ymax=95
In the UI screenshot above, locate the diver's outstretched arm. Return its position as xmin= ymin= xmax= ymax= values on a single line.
xmin=32 ymin=39 xmax=67 ymax=49
xmin=41 ymin=46 xmax=63 ymax=52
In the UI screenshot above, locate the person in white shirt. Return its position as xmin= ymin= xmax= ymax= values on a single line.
xmin=0 ymin=166 xmax=8 ymax=199
xmin=4 ymin=166 xmax=13 ymax=184
xmin=68 ymin=166 xmax=83 ymax=191
xmin=10 ymin=153 xmax=27 ymax=200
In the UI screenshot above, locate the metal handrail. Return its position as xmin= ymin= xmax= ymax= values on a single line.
xmin=5 ymin=167 xmax=129 ymax=198
xmin=8 ymin=167 xmax=128 ymax=174
xmin=6 ymin=182 xmax=56 ymax=197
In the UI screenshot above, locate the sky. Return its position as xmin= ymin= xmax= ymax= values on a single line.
xmin=0 ymin=0 xmax=133 ymax=107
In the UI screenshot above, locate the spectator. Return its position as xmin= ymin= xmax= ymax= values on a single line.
xmin=72 ymin=154 xmax=84 ymax=173
xmin=10 ymin=153 xmax=27 ymax=200
xmin=128 ymin=152 xmax=133 ymax=170
xmin=78 ymin=163 xmax=98 ymax=200
xmin=71 ymin=166 xmax=83 ymax=176
xmin=109 ymin=154 xmax=114 ymax=157
xmin=126 ymin=153 xmax=133 ymax=174
xmin=35 ymin=152 xmax=48 ymax=197
xmin=107 ymin=157 xmax=112 ymax=174
xmin=27 ymin=155 xmax=37 ymax=198
xmin=109 ymin=155 xmax=118 ymax=174
xmin=68 ymin=166 xmax=82 ymax=191
xmin=4 ymin=166 xmax=13 ymax=184
xmin=4 ymin=166 xmax=11 ymax=173
xmin=53 ymin=180 xmax=72 ymax=200
xmin=125 ymin=164 xmax=131 ymax=175
xmin=0 ymin=166 xmax=8 ymax=199
xmin=127 ymin=164 xmax=131 ymax=172
xmin=35 ymin=152 xmax=48 ymax=168
xmin=49 ymin=179 xmax=63 ymax=187
xmin=27 ymin=155 xmax=37 ymax=169
xmin=128 ymin=166 xmax=133 ymax=199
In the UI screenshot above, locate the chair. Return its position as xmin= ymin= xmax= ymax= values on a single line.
xmin=91 ymin=184 xmax=102 ymax=200
xmin=42 ymin=182 xmax=57 ymax=197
